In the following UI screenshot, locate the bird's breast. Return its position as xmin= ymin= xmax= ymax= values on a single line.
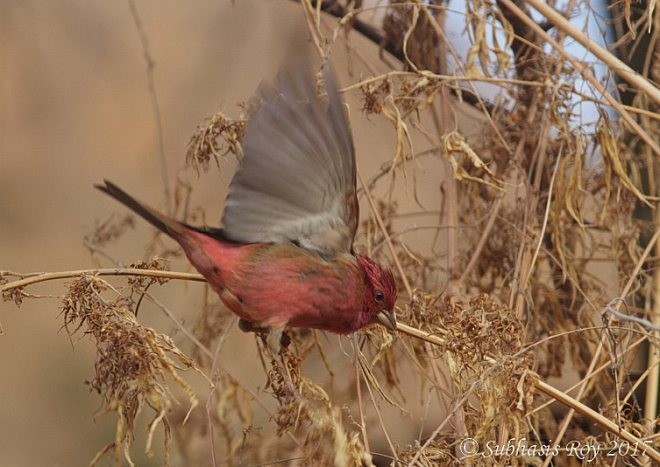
xmin=225 ymin=246 xmax=366 ymax=333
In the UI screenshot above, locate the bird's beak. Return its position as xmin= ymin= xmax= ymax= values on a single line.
xmin=376 ymin=310 xmax=397 ymax=333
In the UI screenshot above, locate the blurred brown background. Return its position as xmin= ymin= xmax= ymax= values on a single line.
xmin=0 ymin=1 xmax=470 ymax=465
xmin=5 ymin=0 xmax=643 ymax=465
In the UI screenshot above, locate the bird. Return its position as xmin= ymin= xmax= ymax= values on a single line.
xmin=96 ymin=58 xmax=397 ymax=339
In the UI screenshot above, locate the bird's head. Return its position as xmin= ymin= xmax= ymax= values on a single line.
xmin=357 ymin=255 xmax=397 ymax=333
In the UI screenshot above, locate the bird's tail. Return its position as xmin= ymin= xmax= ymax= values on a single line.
xmin=95 ymin=180 xmax=188 ymax=239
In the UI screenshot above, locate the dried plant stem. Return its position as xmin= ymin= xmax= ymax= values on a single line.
xmin=352 ymin=338 xmax=372 ymax=459
xmin=457 ymin=197 xmax=502 ymax=285
xmin=347 ymin=64 xmax=660 ymax=119
xmin=421 ymin=5 xmax=470 ymax=447
xmin=604 ymin=300 xmax=660 ymax=331
xmin=430 ymin=106 xmax=459 ymax=283
xmin=1 ymin=268 xmax=204 ymax=292
xmin=541 ymin=228 xmax=660 ymax=465
xmin=300 ymin=0 xmax=325 ymax=58
xmin=498 ymin=0 xmax=660 ymax=157
xmin=623 ymin=357 xmax=660 ymax=407
xmin=127 ymin=0 xmax=171 ymax=213
xmin=644 ymin=211 xmax=660 ymax=433
xmin=420 ymin=3 xmax=512 ymax=153
xmin=5 ymin=268 xmax=658 ymax=461
xmin=529 ymin=334 xmax=647 ymax=415
xmin=523 ymin=0 xmax=660 ymax=106
xmin=508 ymin=93 xmax=546 ymax=316
xmin=361 ymin=356 xmax=398 ymax=462
xmin=357 ymin=170 xmax=413 ymax=296
xmin=402 ymin=5 xmax=419 ymax=70
xmin=395 ymin=324 xmax=660 ymax=463
xmin=524 ymin=153 xmax=561 ymax=287
xmin=341 ymin=70 xmax=550 ymax=93
xmin=405 ymin=376 xmax=484 ymax=466
xmin=206 ymin=319 xmax=235 ymax=467
xmin=145 ymin=290 xmax=214 ymax=360
xmin=535 ymin=380 xmax=659 ymax=462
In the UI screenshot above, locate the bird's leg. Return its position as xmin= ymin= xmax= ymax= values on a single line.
xmin=265 ymin=326 xmax=291 ymax=355
xmin=238 ymin=318 xmax=269 ymax=334
xmin=240 ymin=322 xmax=295 ymax=393
xmin=266 ymin=328 xmax=281 ymax=356
xmin=239 ymin=320 xmax=290 ymax=350
xmin=260 ymin=326 xmax=299 ymax=397
xmin=280 ymin=331 xmax=291 ymax=348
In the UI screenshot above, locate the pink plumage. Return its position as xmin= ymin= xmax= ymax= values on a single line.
xmin=96 ymin=59 xmax=397 ymax=335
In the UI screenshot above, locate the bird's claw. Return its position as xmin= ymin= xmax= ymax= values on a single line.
xmin=238 ymin=319 xmax=268 ymax=334
xmin=239 ymin=320 xmax=290 ymax=354
xmin=264 ymin=327 xmax=290 ymax=355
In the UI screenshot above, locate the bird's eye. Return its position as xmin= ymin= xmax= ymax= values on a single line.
xmin=374 ymin=290 xmax=384 ymax=303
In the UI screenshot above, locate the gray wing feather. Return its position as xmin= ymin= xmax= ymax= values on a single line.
xmin=220 ymin=62 xmax=357 ymax=256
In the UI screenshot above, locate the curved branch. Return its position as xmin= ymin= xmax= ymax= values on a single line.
xmin=5 ymin=267 xmax=659 ymax=462
xmin=1 ymin=268 xmax=204 ymax=293
xmin=296 ymin=0 xmax=482 ymax=108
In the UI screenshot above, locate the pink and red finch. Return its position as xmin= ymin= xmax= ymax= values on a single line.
xmin=97 ymin=60 xmax=397 ymax=336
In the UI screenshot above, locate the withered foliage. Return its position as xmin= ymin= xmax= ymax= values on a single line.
xmin=263 ymin=342 xmax=370 ymax=465
xmin=2 ymin=0 xmax=659 ymax=466
xmin=85 ymin=214 xmax=135 ymax=249
xmin=2 ymin=284 xmax=26 ymax=306
xmin=399 ymin=293 xmax=536 ymax=462
xmin=61 ymin=273 xmax=197 ymax=466
xmin=186 ymin=111 xmax=247 ymax=173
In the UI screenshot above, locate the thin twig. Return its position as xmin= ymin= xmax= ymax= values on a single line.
xmin=644 ymin=204 xmax=660 ymax=433
xmin=395 ymin=322 xmax=660 ymax=463
xmin=529 ymin=335 xmax=648 ymax=415
xmin=457 ymin=197 xmax=502 ymax=285
xmin=524 ymin=149 xmax=562 ymax=287
xmin=357 ymin=169 xmax=413 ymax=296
xmin=541 ymin=229 xmax=660 ymax=465
xmin=498 ymin=0 xmax=660 ymax=157
xmin=127 ymin=0 xmax=171 ymax=213
xmin=523 ymin=0 xmax=660 ymax=106
xmin=360 ymin=348 xmax=398 ymax=462
xmin=1 ymin=268 xmax=204 ymax=293
xmin=300 ymin=0 xmax=325 ymax=58
xmin=603 ymin=299 xmax=660 ymax=332
xmin=143 ymin=291 xmax=303 ymax=449
xmin=4 ymin=265 xmax=658 ymax=460
xmin=207 ymin=316 xmax=237 ymax=467
xmin=352 ymin=336 xmax=372 ymax=458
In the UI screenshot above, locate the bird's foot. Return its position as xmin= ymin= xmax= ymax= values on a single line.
xmin=279 ymin=331 xmax=291 ymax=348
xmin=240 ymin=320 xmax=290 ymax=354
xmin=238 ymin=319 xmax=269 ymax=334
xmin=239 ymin=320 xmax=290 ymax=349
xmin=264 ymin=327 xmax=291 ymax=355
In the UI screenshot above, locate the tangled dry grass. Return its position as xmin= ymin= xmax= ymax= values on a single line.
xmin=2 ymin=0 xmax=660 ymax=465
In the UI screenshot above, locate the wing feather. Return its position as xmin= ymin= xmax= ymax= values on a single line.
xmin=220 ymin=61 xmax=357 ymax=256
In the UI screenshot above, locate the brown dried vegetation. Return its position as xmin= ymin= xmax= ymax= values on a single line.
xmin=2 ymin=0 xmax=660 ymax=465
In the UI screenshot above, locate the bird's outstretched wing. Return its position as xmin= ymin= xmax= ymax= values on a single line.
xmin=220 ymin=61 xmax=358 ymax=257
